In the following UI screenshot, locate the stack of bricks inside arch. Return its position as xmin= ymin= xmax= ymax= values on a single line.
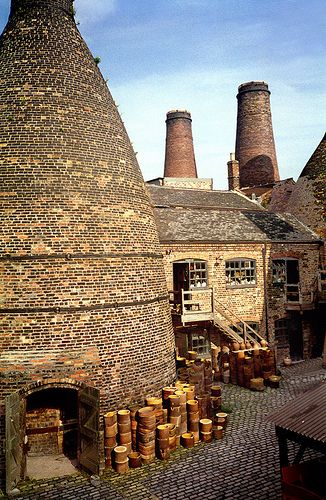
xmin=235 ymin=81 xmax=280 ymax=188
xmin=164 ymin=110 xmax=198 ymax=178
xmin=0 ymin=0 xmax=176 ymax=478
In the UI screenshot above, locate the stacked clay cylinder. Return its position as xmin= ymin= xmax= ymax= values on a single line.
xmin=128 ymin=406 xmax=139 ymax=451
xmin=113 ymin=445 xmax=129 ymax=474
xmin=174 ymin=390 xmax=187 ymax=435
xmin=168 ymin=394 xmax=181 ymax=443
xmin=199 ymin=418 xmax=213 ymax=443
xmin=243 ymin=356 xmax=255 ymax=388
xmin=186 ymin=399 xmax=200 ymax=443
xmin=117 ymin=410 xmax=132 ymax=454
xmin=214 ymin=412 xmax=228 ymax=431
xmin=188 ymin=358 xmax=205 ymax=394
xmin=137 ymin=407 xmax=156 ymax=464
xmin=104 ymin=411 xmax=117 ymax=467
xmin=203 ymin=359 xmax=213 ymax=393
xmin=156 ymin=424 xmax=170 ymax=460
xmin=210 ymin=385 xmax=222 ymax=415
xmin=145 ymin=396 xmax=165 ymax=426
xmin=261 ymin=349 xmax=276 ymax=382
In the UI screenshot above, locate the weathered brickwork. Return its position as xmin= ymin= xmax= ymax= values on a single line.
xmin=235 ymin=81 xmax=280 ymax=188
xmin=26 ymin=409 xmax=61 ymax=455
xmin=161 ymin=241 xmax=321 ymax=357
xmin=162 ymin=177 xmax=213 ymax=190
xmin=164 ymin=110 xmax=198 ymax=178
xmin=0 ymin=0 xmax=176 ymax=489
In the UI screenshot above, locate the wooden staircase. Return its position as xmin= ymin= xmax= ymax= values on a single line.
xmin=213 ymin=298 xmax=267 ymax=346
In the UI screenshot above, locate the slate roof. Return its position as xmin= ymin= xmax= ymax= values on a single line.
xmin=147 ymin=185 xmax=263 ymax=210
xmin=148 ymin=185 xmax=319 ymax=243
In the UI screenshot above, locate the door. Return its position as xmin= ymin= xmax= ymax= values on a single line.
xmin=288 ymin=314 xmax=303 ymax=360
xmin=78 ymin=385 xmax=100 ymax=475
xmin=5 ymin=392 xmax=26 ymax=494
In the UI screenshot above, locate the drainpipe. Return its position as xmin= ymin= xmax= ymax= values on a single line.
xmin=262 ymin=243 xmax=269 ymax=343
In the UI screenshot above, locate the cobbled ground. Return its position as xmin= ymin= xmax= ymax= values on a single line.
xmin=3 ymin=358 xmax=325 ymax=500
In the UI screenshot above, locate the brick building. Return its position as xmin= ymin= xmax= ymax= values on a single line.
xmin=0 ymin=0 xmax=175 ymax=492
xmin=146 ymin=104 xmax=325 ymax=370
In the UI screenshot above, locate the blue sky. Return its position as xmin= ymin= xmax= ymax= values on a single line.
xmin=0 ymin=0 xmax=325 ymax=188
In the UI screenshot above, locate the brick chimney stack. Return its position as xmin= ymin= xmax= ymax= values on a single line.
xmin=227 ymin=153 xmax=240 ymax=190
xmin=164 ymin=110 xmax=198 ymax=178
xmin=235 ymin=81 xmax=280 ymax=188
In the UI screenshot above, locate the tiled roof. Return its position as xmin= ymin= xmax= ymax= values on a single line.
xmin=147 ymin=185 xmax=263 ymax=210
xmin=153 ymin=207 xmax=319 ymax=242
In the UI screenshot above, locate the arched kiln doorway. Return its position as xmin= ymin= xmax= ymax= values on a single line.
xmin=5 ymin=382 xmax=100 ymax=494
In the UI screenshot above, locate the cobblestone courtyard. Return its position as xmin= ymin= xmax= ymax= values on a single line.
xmin=3 ymin=359 xmax=325 ymax=500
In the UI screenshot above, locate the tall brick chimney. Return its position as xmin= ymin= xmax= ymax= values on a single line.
xmin=0 ymin=0 xmax=175 ymax=485
xmin=235 ymin=81 xmax=280 ymax=188
xmin=227 ymin=153 xmax=240 ymax=190
xmin=164 ymin=110 xmax=198 ymax=178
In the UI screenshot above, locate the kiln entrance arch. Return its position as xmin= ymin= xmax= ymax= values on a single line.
xmin=5 ymin=381 xmax=100 ymax=494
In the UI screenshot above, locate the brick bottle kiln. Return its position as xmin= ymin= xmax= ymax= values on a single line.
xmin=235 ymin=81 xmax=280 ymax=188
xmin=0 ymin=0 xmax=175 ymax=491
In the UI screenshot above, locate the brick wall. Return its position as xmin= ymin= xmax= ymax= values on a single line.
xmin=161 ymin=241 xmax=320 ymax=357
xmin=26 ymin=409 xmax=61 ymax=455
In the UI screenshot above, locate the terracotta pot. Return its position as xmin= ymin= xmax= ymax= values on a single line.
xmin=187 ymin=400 xmax=199 ymax=413
xmin=199 ymin=418 xmax=212 ymax=433
xmin=156 ymin=424 xmax=170 ymax=439
xmin=181 ymin=432 xmax=194 ymax=448
xmin=128 ymin=451 xmax=142 ymax=468
xmin=156 ymin=437 xmax=169 ymax=450
xmin=183 ymin=387 xmax=195 ymax=401
xmin=174 ymin=390 xmax=187 ymax=404
xmin=232 ymin=341 xmax=240 ymax=351
xmin=137 ymin=428 xmax=156 ymax=444
xmin=188 ymin=350 xmax=197 ymax=360
xmin=105 ymin=423 xmax=117 ymax=437
xmin=104 ymin=436 xmax=117 ymax=448
xmin=168 ymin=435 xmax=177 ymax=450
xmin=188 ymin=422 xmax=199 ymax=434
xmin=211 ymin=385 xmax=221 ymax=397
xmin=168 ymin=394 xmax=180 ymax=407
xmin=118 ymin=431 xmax=132 ymax=444
xmin=169 ymin=415 xmax=181 ymax=429
xmin=169 ymin=406 xmax=181 ymax=417
xmin=118 ymin=422 xmax=131 ymax=434
xmin=117 ymin=409 xmax=130 ymax=424
xmin=115 ymin=459 xmax=129 ymax=474
xmin=113 ymin=445 xmax=128 ymax=463
xmin=283 ymin=356 xmax=292 ymax=367
xmin=213 ymin=426 xmax=223 ymax=439
xmin=187 ymin=411 xmax=200 ymax=423
xmin=138 ymin=441 xmax=155 ymax=455
xmin=200 ymin=431 xmax=212 ymax=443
xmin=104 ymin=411 xmax=117 ymax=426
xmin=166 ymin=423 xmax=176 ymax=436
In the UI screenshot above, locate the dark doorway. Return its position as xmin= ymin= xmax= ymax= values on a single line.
xmin=26 ymin=388 xmax=78 ymax=468
xmin=288 ymin=314 xmax=303 ymax=361
xmin=173 ymin=262 xmax=189 ymax=305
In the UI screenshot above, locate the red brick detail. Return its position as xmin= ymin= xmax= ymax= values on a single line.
xmin=164 ymin=110 xmax=198 ymax=178
xmin=235 ymin=81 xmax=280 ymax=188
